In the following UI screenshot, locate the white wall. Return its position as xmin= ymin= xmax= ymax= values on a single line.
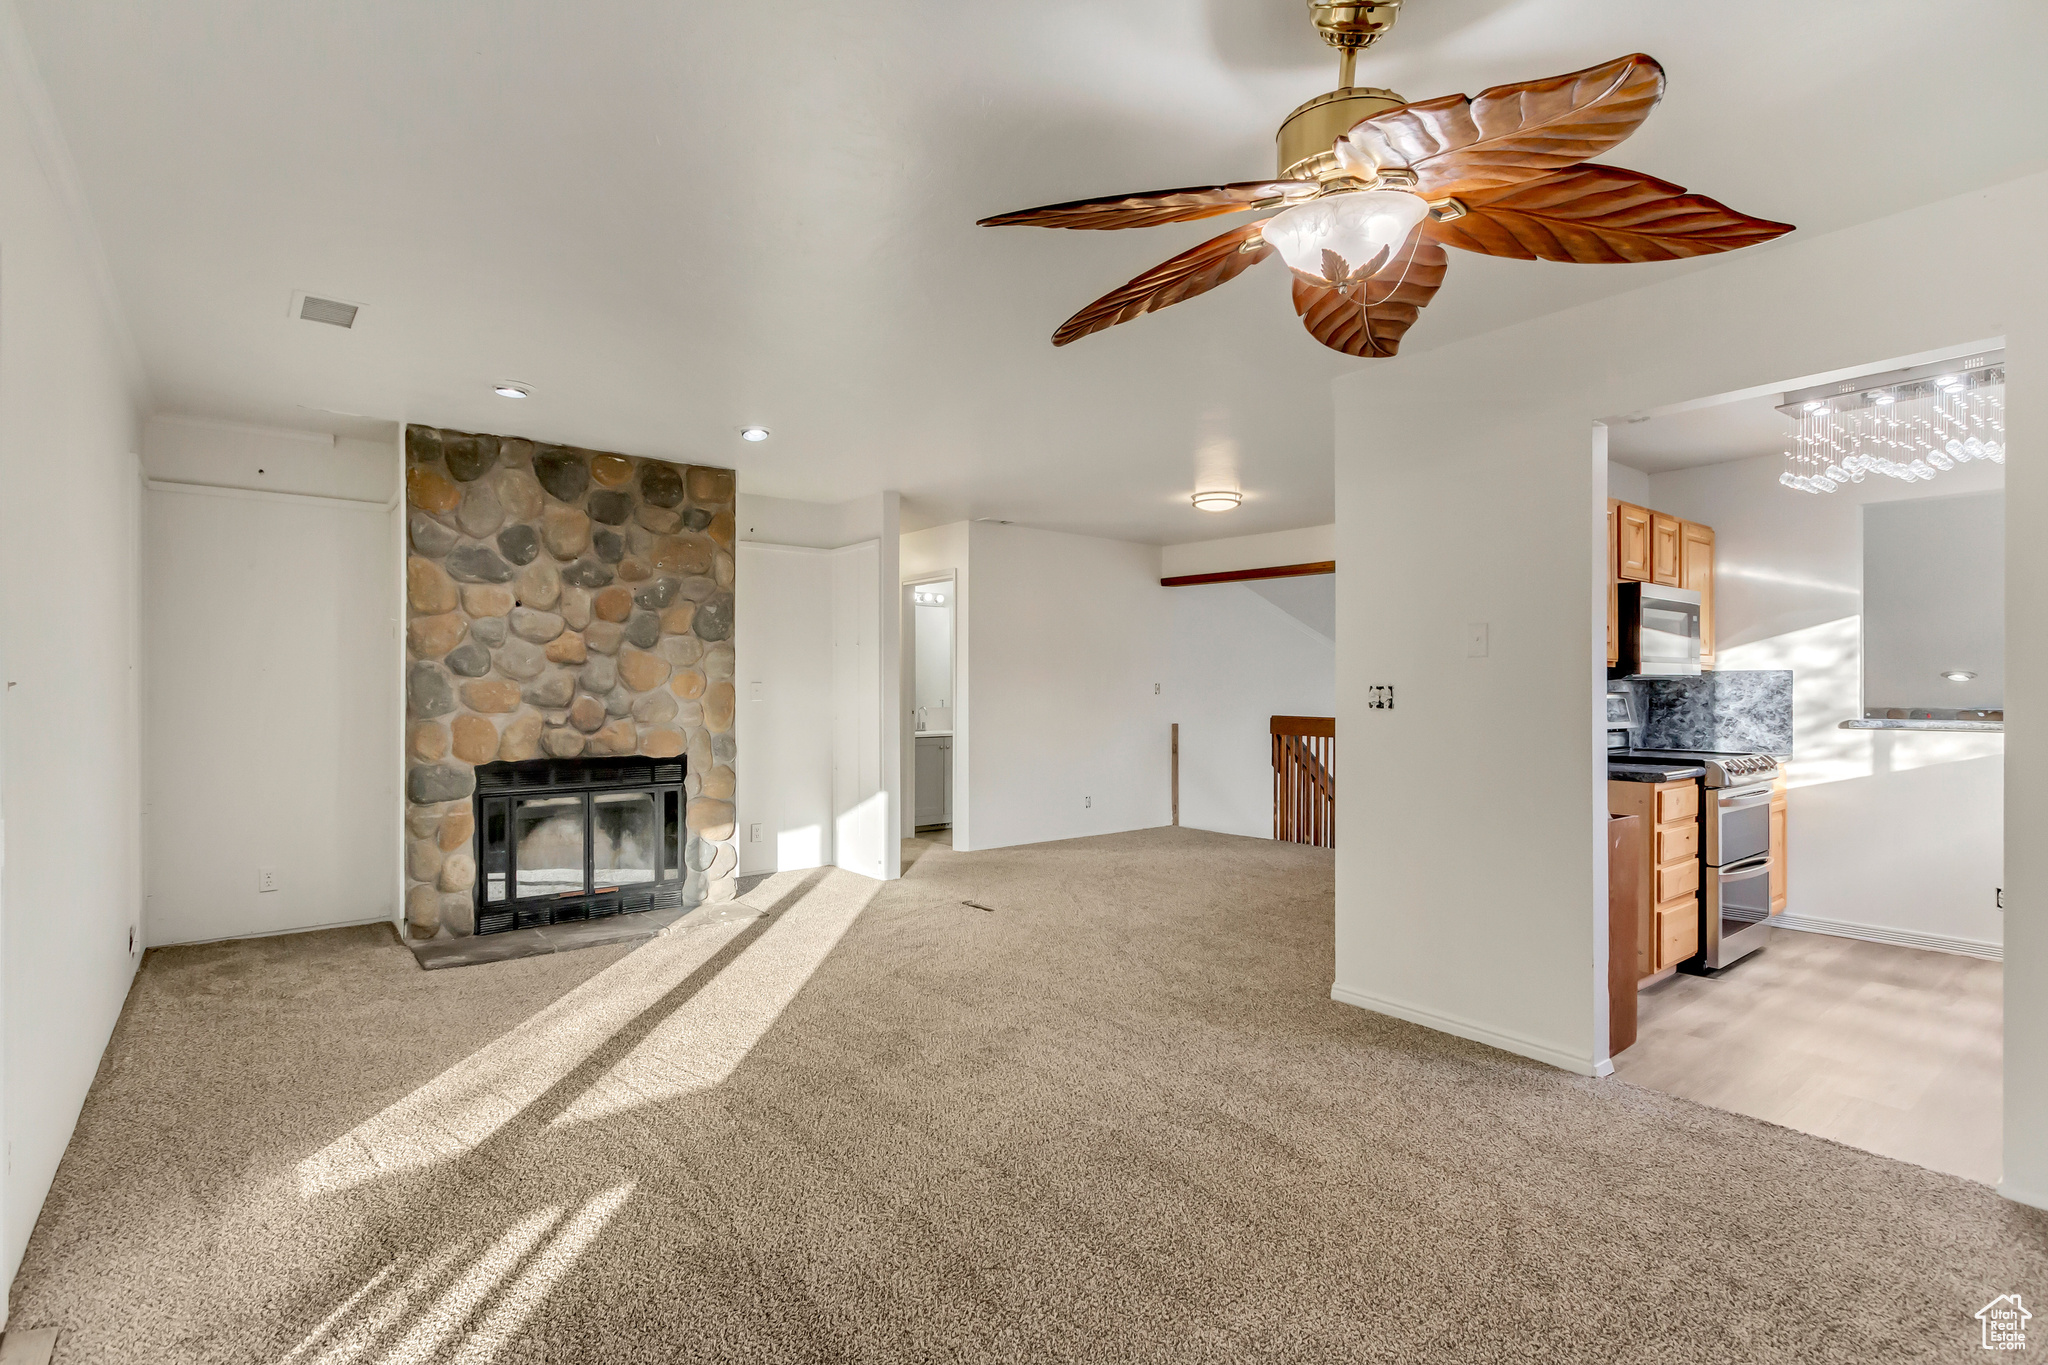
xmin=1648 ymin=450 xmax=2004 ymax=953
xmin=1161 ymin=524 xmax=1334 ymax=578
xmin=141 ymin=419 xmax=400 ymax=945
xmin=0 ymin=16 xmax=145 ymax=1299
xmin=733 ymin=543 xmax=834 ymax=876
xmin=964 ymin=523 xmax=1171 ymax=850
xmin=1862 ymin=491 xmax=2004 ymax=710
xmin=1330 ymin=169 xmax=2048 ymax=1210
xmin=1169 ymin=582 xmax=1335 ymax=839
xmin=1606 ymin=461 xmax=1651 ymax=508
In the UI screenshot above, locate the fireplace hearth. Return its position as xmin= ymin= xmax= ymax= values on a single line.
xmin=472 ymin=756 xmax=690 ymax=935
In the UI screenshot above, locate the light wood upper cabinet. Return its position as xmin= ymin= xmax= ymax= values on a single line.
xmin=1616 ymin=503 xmax=1651 ymax=582
xmin=1681 ymin=521 xmax=1715 ymax=666
xmin=1650 ymin=513 xmax=1682 ymax=586
xmin=1607 ymin=502 xmax=1620 ymax=667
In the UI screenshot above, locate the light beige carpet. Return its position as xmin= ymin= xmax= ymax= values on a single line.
xmin=8 ymin=828 xmax=2044 ymax=1363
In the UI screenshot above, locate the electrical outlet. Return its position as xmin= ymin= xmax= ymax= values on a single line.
xmin=1154 ymin=683 xmax=1160 ymax=694
xmin=1466 ymin=623 xmax=1489 ymax=657
xmin=1368 ymin=684 xmax=1395 ymax=710
xmin=1084 ymin=795 xmax=1091 ymax=809
xmin=749 ymin=823 xmax=763 ymax=843
xmin=1997 ymin=887 xmax=2004 ymax=909
xmin=258 ymin=867 xmax=279 ymax=893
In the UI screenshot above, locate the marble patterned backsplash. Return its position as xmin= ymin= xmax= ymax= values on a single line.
xmin=1638 ymin=671 xmax=1794 ymax=755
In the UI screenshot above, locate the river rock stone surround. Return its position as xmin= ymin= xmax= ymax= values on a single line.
xmin=403 ymin=425 xmax=739 ymax=940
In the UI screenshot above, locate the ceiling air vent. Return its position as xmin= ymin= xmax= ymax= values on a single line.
xmin=295 ymin=293 xmax=359 ymax=328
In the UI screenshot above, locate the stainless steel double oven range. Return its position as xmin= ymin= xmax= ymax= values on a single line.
xmin=1624 ymin=745 xmax=1779 ymax=971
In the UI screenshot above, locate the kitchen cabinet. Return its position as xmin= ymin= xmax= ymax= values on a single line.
xmin=1681 ymin=521 xmax=1716 ymax=666
xmin=1606 ymin=502 xmax=1620 ymax=667
xmin=1608 ymin=777 xmax=1703 ymax=977
xmin=1616 ymin=503 xmax=1652 ymax=582
xmin=1608 ymin=500 xmax=1714 ymax=673
xmin=914 ymin=734 xmax=952 ymax=827
xmin=1650 ymin=513 xmax=1683 ymax=586
xmin=1768 ymin=776 xmax=1788 ymax=914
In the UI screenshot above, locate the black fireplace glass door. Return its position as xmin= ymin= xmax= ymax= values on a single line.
xmin=515 ymin=795 xmax=587 ymax=899
xmin=482 ymin=799 xmax=510 ymax=903
xmin=663 ymin=790 xmax=680 ymax=881
xmin=593 ymin=791 xmax=657 ymax=889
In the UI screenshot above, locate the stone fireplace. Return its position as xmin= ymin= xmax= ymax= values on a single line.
xmin=403 ymin=425 xmax=737 ymax=940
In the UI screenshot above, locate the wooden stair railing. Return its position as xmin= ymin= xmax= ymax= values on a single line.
xmin=1271 ymin=715 xmax=1335 ymax=848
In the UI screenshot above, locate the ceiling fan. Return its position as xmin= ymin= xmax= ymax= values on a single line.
xmin=979 ymin=1 xmax=1793 ymax=358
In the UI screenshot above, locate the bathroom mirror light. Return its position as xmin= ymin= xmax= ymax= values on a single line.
xmin=493 ymin=383 xmax=531 ymax=398
xmin=1191 ymin=490 xmax=1242 ymax=512
xmin=740 ymin=426 xmax=770 ymax=442
xmin=1941 ymin=670 xmax=1978 ymax=682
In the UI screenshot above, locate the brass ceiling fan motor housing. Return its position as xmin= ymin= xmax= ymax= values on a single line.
xmin=1282 ymin=2 xmax=1407 ymax=182
xmin=1308 ymin=0 xmax=1403 ymax=50
xmin=1277 ymin=86 xmax=1407 ymax=182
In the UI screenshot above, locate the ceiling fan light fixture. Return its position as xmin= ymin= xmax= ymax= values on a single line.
xmin=1191 ymin=490 xmax=1242 ymax=512
xmin=1262 ymin=190 xmax=1429 ymax=287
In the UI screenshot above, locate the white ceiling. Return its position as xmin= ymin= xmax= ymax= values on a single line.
xmin=17 ymin=1 xmax=2048 ymax=541
xmin=1605 ymin=391 xmax=1796 ymax=475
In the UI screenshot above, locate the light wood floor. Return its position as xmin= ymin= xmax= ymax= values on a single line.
xmin=1615 ymin=926 xmax=2003 ymax=1185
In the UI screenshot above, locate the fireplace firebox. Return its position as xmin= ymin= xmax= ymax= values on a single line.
xmin=471 ymin=756 xmax=689 ymax=935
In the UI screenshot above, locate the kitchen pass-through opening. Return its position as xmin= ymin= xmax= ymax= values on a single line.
xmin=1598 ymin=342 xmax=2007 ymax=1187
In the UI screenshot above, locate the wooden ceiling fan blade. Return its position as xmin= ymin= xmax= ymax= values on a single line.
xmin=1346 ymin=53 xmax=1665 ymax=198
xmin=1291 ymin=233 xmax=1448 ymax=357
xmin=1425 ymin=164 xmax=1795 ymax=263
xmin=980 ymin=180 xmax=1315 ymax=231
xmin=1051 ymin=221 xmax=1273 ymax=346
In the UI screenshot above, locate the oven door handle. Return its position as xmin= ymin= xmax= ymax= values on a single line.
xmin=1716 ymin=855 xmax=1772 ymax=881
xmin=1717 ymin=790 xmax=1774 ymax=812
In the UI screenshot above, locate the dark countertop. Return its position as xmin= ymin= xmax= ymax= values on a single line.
xmin=1607 ymin=761 xmax=1706 ymax=783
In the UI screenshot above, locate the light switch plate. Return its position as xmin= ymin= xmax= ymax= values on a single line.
xmin=748 ymin=681 xmax=764 ymax=702
xmin=1466 ymin=623 xmax=1489 ymax=657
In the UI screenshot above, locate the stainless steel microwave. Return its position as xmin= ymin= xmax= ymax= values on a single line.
xmin=1614 ymin=582 xmax=1702 ymax=677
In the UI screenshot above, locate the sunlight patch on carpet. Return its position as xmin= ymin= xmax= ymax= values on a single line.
xmin=552 ymin=876 xmax=878 ymax=1127
xmin=295 ymin=906 xmax=769 ymax=1197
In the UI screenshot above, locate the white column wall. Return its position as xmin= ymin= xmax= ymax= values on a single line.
xmin=0 ymin=17 xmax=146 ymax=1297
xmin=1331 ymin=171 xmax=2048 ymax=1208
xmin=733 ymin=543 xmax=835 ymax=875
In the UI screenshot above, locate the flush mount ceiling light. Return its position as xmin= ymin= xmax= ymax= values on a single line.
xmin=977 ymin=18 xmax=1791 ymax=358
xmin=493 ymin=383 xmax=531 ymax=399
xmin=1942 ymin=670 xmax=1978 ymax=682
xmin=1192 ymin=490 xmax=1243 ymax=512
xmin=740 ymin=426 xmax=771 ymax=442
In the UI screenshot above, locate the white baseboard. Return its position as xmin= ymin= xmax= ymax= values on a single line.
xmin=1771 ymin=912 xmax=2001 ymax=961
xmin=1329 ymin=983 xmax=1597 ymax=1076
xmin=1998 ymin=1178 xmax=2048 ymax=1212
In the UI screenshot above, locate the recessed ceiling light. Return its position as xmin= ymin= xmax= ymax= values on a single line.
xmin=1191 ymin=490 xmax=1242 ymax=512
xmin=1941 ymin=669 xmax=1977 ymax=682
xmin=493 ymin=383 xmax=531 ymax=399
xmin=740 ymin=426 xmax=770 ymax=442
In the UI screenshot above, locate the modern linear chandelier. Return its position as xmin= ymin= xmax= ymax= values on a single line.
xmin=1776 ymin=352 xmax=2005 ymax=494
